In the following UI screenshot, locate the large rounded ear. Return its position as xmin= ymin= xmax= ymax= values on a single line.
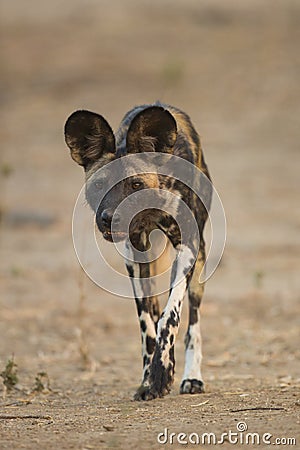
xmin=64 ymin=110 xmax=115 ymax=169
xmin=126 ymin=106 xmax=177 ymax=153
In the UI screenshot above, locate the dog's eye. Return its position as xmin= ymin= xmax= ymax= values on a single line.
xmin=131 ymin=181 xmax=143 ymax=190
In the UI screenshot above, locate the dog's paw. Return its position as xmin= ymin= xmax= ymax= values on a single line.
xmin=134 ymin=384 xmax=170 ymax=401
xmin=133 ymin=384 xmax=153 ymax=401
xmin=180 ymin=379 xmax=205 ymax=394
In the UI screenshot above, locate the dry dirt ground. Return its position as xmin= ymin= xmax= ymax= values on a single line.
xmin=0 ymin=1 xmax=299 ymax=449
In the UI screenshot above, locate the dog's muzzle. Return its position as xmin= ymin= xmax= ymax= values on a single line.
xmin=96 ymin=209 xmax=127 ymax=242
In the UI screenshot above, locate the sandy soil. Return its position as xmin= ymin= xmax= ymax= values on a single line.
xmin=0 ymin=1 xmax=299 ymax=448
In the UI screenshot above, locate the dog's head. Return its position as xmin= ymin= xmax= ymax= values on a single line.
xmin=65 ymin=106 xmax=177 ymax=242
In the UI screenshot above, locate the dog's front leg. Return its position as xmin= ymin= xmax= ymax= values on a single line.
xmin=125 ymin=240 xmax=158 ymax=400
xmin=140 ymin=244 xmax=195 ymax=400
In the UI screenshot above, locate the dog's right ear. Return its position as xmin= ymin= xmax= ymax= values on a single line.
xmin=64 ymin=110 xmax=115 ymax=169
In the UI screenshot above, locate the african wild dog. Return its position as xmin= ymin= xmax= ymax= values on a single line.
xmin=64 ymin=103 xmax=212 ymax=400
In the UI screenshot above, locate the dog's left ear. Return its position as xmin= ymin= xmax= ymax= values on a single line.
xmin=64 ymin=110 xmax=115 ymax=169
xmin=126 ymin=106 xmax=177 ymax=153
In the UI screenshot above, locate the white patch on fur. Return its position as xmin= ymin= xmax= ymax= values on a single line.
xmin=182 ymin=321 xmax=203 ymax=381
xmin=141 ymin=231 xmax=147 ymax=247
xmin=156 ymin=245 xmax=193 ymax=368
xmin=172 ymin=245 xmax=194 ymax=287
xmin=164 ymin=193 xmax=181 ymax=218
xmin=140 ymin=311 xmax=156 ymax=382
xmin=141 ymin=312 xmax=156 ymax=339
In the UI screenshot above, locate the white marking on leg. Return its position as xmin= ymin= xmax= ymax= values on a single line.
xmin=156 ymin=245 xmax=193 ymax=368
xmin=125 ymin=240 xmax=156 ymax=386
xmin=182 ymin=320 xmax=203 ymax=381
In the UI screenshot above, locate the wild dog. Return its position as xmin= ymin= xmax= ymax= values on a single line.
xmin=64 ymin=103 xmax=212 ymax=400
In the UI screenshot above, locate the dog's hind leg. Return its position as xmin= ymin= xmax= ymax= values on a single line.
xmin=180 ymin=242 xmax=205 ymax=394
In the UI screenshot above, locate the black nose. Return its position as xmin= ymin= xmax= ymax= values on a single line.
xmin=101 ymin=210 xmax=120 ymax=227
xmin=101 ymin=209 xmax=112 ymax=227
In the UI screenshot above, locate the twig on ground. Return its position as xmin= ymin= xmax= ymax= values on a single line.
xmin=191 ymin=400 xmax=209 ymax=407
xmin=230 ymin=407 xmax=285 ymax=413
xmin=0 ymin=415 xmax=53 ymax=420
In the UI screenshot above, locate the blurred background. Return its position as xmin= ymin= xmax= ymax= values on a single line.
xmin=0 ymin=0 xmax=299 ymax=406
